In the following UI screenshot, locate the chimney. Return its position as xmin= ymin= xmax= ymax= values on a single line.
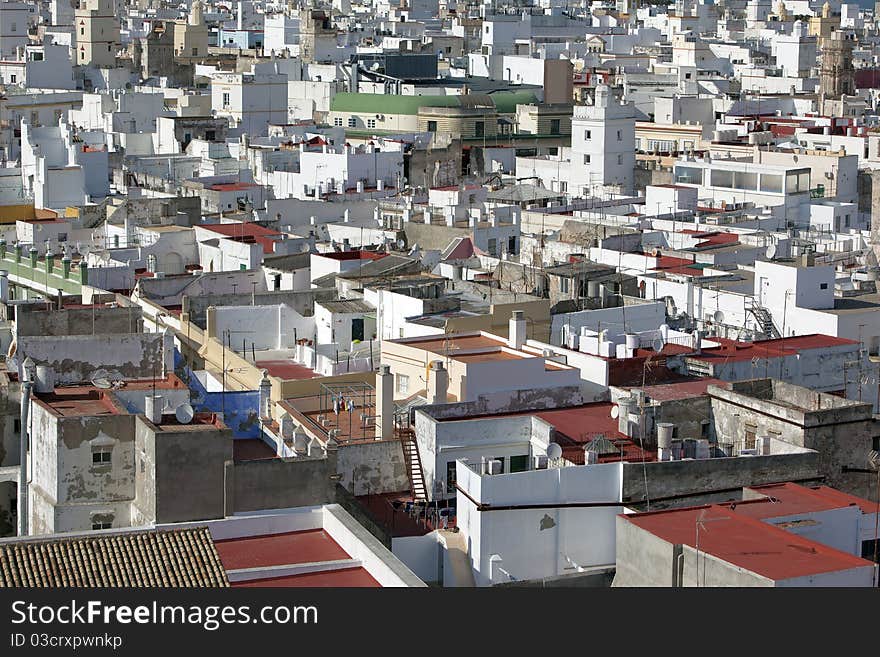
xmin=375 ymin=364 xmax=393 ymax=440
xmin=657 ymin=422 xmax=674 ymax=461
xmin=145 ymin=395 xmax=164 ymax=424
xmin=259 ymin=369 xmax=271 ymax=419
xmin=427 ymin=360 xmax=448 ymax=405
xmin=508 ymin=310 xmax=526 ymax=350
xmin=206 ymin=306 xmax=217 ymax=339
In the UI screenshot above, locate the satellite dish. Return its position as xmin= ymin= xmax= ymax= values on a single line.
xmin=396 ymin=238 xmax=406 ymax=249
xmin=175 ymin=403 xmax=194 ymax=424
xmin=546 ymin=443 xmax=563 ymax=460
xmin=92 ymin=377 xmax=112 ymax=389
xmin=766 ymin=244 xmax=777 ymax=260
xmin=713 ymin=310 xmax=725 ymax=323
xmin=610 ymin=406 xmax=620 ymax=419
xmin=652 ymin=337 xmax=665 ymax=352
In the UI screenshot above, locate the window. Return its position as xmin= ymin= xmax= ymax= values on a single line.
xmin=675 ymin=166 xmax=703 ymax=185
xmin=700 ymin=421 xmax=710 ymax=439
xmin=13 ymin=418 xmax=20 ymax=434
xmin=347 ymin=117 xmax=357 ymax=128
xmin=685 ymin=72 xmax=692 ymax=79
xmin=92 ymin=449 xmax=112 ymax=465
xmin=617 ymin=130 xmax=622 ymax=141
xmin=222 ymin=92 xmax=230 ymax=107
xmin=192 ymin=47 xmax=198 ymax=56
xmin=11 ymin=22 xmax=16 ymax=32
xmin=239 ymin=263 xmax=247 ymax=271
xmin=583 ymin=154 xmax=591 ymax=164
xmin=108 ymin=44 xmax=111 ymax=52
xmin=9 ymin=75 xmax=15 ymax=84
xmin=427 ymin=120 xmax=437 ymax=132
xmin=446 ymin=461 xmax=457 ymax=491
xmin=334 ymin=117 xmax=343 ymax=127
xmin=509 ymin=455 xmax=529 ymax=473
xmin=397 ymin=374 xmax=409 ymax=394
xmin=81 ymin=28 xmax=84 ymax=36
xmin=845 ymin=214 xmax=851 ymax=227
xmin=617 ymin=154 xmax=623 ymax=165
xmin=744 ymin=424 xmax=757 ymax=450
xmin=367 ymin=118 xmax=376 ymax=129
xmin=487 ymin=238 xmax=497 ymax=256
xmin=559 ymin=277 xmax=570 ymax=294
xmin=474 ymin=121 xmax=484 ymax=137
xmin=205 ymin=130 xmax=216 ymax=141
xmin=92 ymin=521 xmax=112 ymax=530
xmin=550 ymin=118 xmax=560 ymax=134
xmin=584 ymin=129 xmax=591 ymax=139
xmin=820 ymin=283 xmax=828 ymax=290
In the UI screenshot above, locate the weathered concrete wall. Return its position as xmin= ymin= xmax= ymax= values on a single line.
xmin=622 ymin=452 xmax=821 ymax=509
xmin=132 ymin=417 xmax=156 ymax=527
xmin=337 ymin=440 xmax=410 ymax=496
xmin=709 ymin=381 xmax=877 ymax=498
xmin=232 ymin=450 xmax=338 ymax=512
xmin=15 ymin=305 xmax=144 ymax=339
xmin=151 ymin=421 xmax=234 ymax=524
xmin=15 ymin=332 xmax=174 ymax=385
xmin=612 ymin=516 xmax=773 ymax=587
xmin=419 ymin=385 xmax=587 ymax=421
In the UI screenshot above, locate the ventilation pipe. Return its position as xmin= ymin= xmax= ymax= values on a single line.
xmin=375 ymin=364 xmax=393 ymax=440
xmin=508 ymin=310 xmax=526 ymax=350
xmin=428 ymin=360 xmax=448 ymax=405
xmin=657 ymin=422 xmax=674 ymax=461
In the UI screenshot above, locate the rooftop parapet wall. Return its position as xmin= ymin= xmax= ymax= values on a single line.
xmin=708 ymin=379 xmax=874 ymax=428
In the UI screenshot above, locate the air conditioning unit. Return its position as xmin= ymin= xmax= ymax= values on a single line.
xmin=486 ymin=459 xmax=502 ymax=475
xmin=534 ymin=454 xmax=548 ymax=470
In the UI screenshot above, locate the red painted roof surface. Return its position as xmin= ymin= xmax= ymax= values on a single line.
xmin=636 ymin=378 xmax=727 ymax=401
xmin=317 ymin=250 xmax=387 ymax=261
xmin=233 ymin=438 xmax=277 ymax=462
xmin=214 ymin=529 xmax=349 ymax=571
xmin=401 ymin=334 xmax=505 ymax=353
xmin=255 ymin=360 xmax=317 ymax=380
xmin=623 ymin=504 xmax=874 ymax=581
xmin=209 ymin=182 xmax=259 ymax=192
xmin=231 ymin=567 xmax=380 ymax=587
xmin=744 ymin=483 xmax=880 ymax=517
xmin=200 ymin=223 xmax=281 ymax=254
xmin=691 ymin=334 xmax=858 ymax=363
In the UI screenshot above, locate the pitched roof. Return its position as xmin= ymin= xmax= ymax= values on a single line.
xmin=0 ymin=527 xmax=230 ymax=587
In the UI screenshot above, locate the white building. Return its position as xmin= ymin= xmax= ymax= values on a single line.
xmin=211 ymin=63 xmax=289 ymax=136
xmin=570 ymin=85 xmax=636 ymax=197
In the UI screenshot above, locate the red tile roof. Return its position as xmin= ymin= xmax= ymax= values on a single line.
xmin=691 ymin=334 xmax=858 ymax=363
xmin=623 ymin=504 xmax=874 ymax=581
xmin=200 ymin=222 xmax=281 ymax=254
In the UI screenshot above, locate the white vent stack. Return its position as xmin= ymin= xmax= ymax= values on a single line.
xmin=34 ymin=365 xmax=55 ymax=394
xmin=259 ymin=369 xmax=271 ymax=419
xmin=657 ymin=422 xmax=674 ymax=461
xmin=625 ymin=334 xmax=639 ymax=350
xmin=145 ymin=395 xmax=164 ymax=424
xmin=486 ymin=459 xmax=502 ymax=475
xmin=428 ymin=360 xmax=448 ymax=405
xmin=617 ymin=396 xmax=634 ymax=435
xmin=375 ymin=364 xmax=393 ymax=440
xmin=508 ymin=310 xmax=526 ymax=350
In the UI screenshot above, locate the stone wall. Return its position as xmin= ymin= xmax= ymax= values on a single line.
xmin=337 ymin=439 xmax=410 ymax=496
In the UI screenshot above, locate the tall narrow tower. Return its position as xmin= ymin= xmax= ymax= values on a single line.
xmin=819 ymin=30 xmax=855 ymax=100
xmin=74 ymin=0 xmax=120 ymax=67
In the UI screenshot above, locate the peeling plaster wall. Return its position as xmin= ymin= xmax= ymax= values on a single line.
xmin=14 ymin=305 xmax=144 ymax=341
xmin=15 ymin=333 xmax=174 ymax=385
xmin=336 ymin=440 xmax=410 ymax=496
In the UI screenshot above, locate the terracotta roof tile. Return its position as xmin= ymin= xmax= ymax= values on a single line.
xmin=0 ymin=527 xmax=229 ymax=588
